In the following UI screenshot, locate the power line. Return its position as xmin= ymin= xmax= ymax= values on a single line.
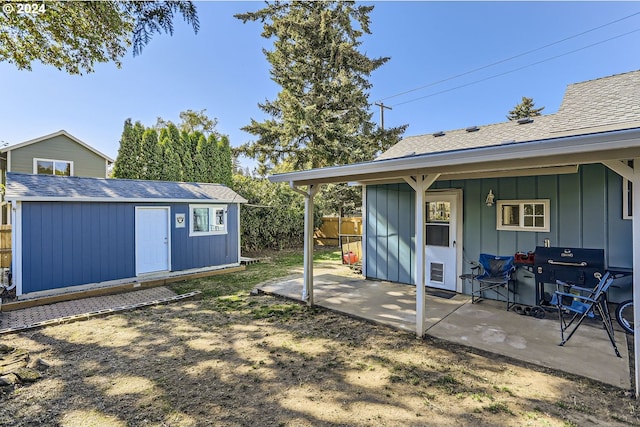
xmin=392 ymin=27 xmax=640 ymax=108
xmin=378 ymin=11 xmax=640 ymax=103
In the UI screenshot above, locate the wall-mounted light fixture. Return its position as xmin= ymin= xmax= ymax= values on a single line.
xmin=485 ymin=189 xmax=495 ymax=207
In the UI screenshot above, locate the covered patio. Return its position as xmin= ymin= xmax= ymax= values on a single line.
xmin=269 ymin=71 xmax=640 ymax=395
xmin=257 ymin=264 xmax=631 ymax=390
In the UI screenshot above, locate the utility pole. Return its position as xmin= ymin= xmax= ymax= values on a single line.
xmin=374 ymin=102 xmax=392 ymax=130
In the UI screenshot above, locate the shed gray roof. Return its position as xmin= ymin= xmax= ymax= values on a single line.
xmin=378 ymin=70 xmax=640 ymax=160
xmin=5 ymin=173 xmax=247 ymax=203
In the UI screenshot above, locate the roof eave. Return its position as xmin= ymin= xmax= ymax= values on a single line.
xmin=269 ymin=128 xmax=640 ymax=186
xmin=5 ymin=196 xmax=248 ymax=204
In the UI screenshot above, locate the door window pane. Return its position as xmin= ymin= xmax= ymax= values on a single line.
xmin=426 ymin=224 xmax=450 ymax=247
xmin=427 ymin=201 xmax=450 ymax=223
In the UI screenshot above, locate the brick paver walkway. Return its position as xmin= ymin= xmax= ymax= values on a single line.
xmin=0 ymin=287 xmax=200 ymax=334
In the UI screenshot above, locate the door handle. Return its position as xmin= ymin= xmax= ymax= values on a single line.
xmin=453 ymin=240 xmax=456 ymax=247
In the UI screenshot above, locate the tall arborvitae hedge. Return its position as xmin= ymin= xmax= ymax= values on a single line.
xmin=113 ymin=118 xmax=233 ymax=187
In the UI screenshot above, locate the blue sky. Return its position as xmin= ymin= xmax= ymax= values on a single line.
xmin=2 ymin=1 xmax=640 ymax=171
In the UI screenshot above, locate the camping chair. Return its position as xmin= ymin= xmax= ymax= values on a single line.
xmin=551 ymin=272 xmax=620 ymax=357
xmin=471 ymin=254 xmax=516 ymax=310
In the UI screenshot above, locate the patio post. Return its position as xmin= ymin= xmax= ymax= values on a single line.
xmin=403 ymin=174 xmax=439 ymax=337
xmin=290 ymin=183 xmax=319 ymax=305
xmin=633 ymin=158 xmax=640 ymax=398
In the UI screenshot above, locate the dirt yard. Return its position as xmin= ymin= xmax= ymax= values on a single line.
xmin=0 ymin=260 xmax=639 ymax=426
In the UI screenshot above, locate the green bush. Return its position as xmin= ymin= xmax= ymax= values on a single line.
xmin=233 ymin=175 xmax=322 ymax=251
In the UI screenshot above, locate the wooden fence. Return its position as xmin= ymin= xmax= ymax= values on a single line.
xmin=314 ymin=216 xmax=362 ymax=246
xmin=0 ymin=225 xmax=10 ymax=268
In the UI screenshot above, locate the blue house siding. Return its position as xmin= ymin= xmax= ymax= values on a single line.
xmin=20 ymin=201 xmax=241 ymax=294
xmin=365 ymin=165 xmax=633 ymax=299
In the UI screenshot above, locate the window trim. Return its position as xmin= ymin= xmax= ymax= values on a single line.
xmin=33 ymin=158 xmax=74 ymax=176
xmin=496 ymin=199 xmax=550 ymax=232
xmin=623 ymin=160 xmax=633 ymax=220
xmin=189 ymin=204 xmax=227 ymax=236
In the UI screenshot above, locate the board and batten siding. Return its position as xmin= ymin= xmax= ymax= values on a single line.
xmin=19 ymin=202 xmax=240 ymax=294
xmin=9 ymin=134 xmax=107 ymax=177
xmin=365 ymin=164 xmax=632 ymax=298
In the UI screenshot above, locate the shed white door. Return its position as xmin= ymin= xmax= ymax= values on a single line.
xmin=135 ymin=207 xmax=170 ymax=275
xmin=425 ymin=194 xmax=457 ymax=291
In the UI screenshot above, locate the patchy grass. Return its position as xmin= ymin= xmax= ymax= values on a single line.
xmin=2 ymin=247 xmax=639 ymax=427
xmin=168 ymin=248 xmax=341 ymax=299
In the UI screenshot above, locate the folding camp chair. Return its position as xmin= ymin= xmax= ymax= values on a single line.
xmin=551 ymin=272 xmax=620 ymax=357
xmin=471 ymin=254 xmax=516 ymax=310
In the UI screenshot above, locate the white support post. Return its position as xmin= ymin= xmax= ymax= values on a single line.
xmin=403 ymin=174 xmax=440 ymax=338
xmin=415 ymin=177 xmax=427 ymax=337
xmin=291 ymin=183 xmax=319 ymax=306
xmin=633 ymin=158 xmax=640 ymax=398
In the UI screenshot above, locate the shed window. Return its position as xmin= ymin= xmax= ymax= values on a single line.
xmin=34 ymin=158 xmax=73 ymax=176
xmin=497 ymin=199 xmax=549 ymax=232
xmin=189 ymin=204 xmax=227 ymax=236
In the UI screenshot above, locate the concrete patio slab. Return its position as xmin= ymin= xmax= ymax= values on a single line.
xmin=258 ymin=265 xmax=632 ymax=390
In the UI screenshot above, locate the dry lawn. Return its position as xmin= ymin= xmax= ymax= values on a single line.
xmin=0 ymin=257 xmax=639 ymax=426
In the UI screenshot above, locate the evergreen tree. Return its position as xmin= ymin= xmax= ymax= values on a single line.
xmin=139 ymin=128 xmax=163 ymax=180
xmin=193 ymin=134 xmax=209 ymax=182
xmin=113 ymin=118 xmax=144 ymax=179
xmin=236 ymin=1 xmax=406 ymax=173
xmin=162 ymin=142 xmax=182 ymax=182
xmin=203 ymin=134 xmax=221 ymax=183
xmin=507 ymin=96 xmax=545 ymax=120
xmin=179 ymin=130 xmax=195 ymax=181
xmin=216 ymin=136 xmax=233 ymax=187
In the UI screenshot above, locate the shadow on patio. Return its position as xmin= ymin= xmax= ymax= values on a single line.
xmin=257 ymin=264 xmax=632 ymax=390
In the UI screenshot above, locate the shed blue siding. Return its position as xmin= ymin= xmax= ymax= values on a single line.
xmin=170 ymin=203 xmax=239 ymax=271
xmin=20 ymin=202 xmax=240 ymax=294
xmin=366 ymin=165 xmax=633 ymax=298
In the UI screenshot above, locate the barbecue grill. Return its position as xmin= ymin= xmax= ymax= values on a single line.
xmin=534 ymin=246 xmax=605 ymax=305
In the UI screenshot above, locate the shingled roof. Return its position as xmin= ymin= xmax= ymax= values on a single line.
xmin=377 ymin=70 xmax=640 ymax=160
xmin=5 ymin=173 xmax=247 ymax=203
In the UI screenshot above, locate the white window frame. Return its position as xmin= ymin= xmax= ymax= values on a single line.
xmin=496 ymin=199 xmax=550 ymax=232
xmin=623 ymin=160 xmax=633 ymax=220
xmin=189 ymin=204 xmax=227 ymax=236
xmin=33 ymin=158 xmax=74 ymax=176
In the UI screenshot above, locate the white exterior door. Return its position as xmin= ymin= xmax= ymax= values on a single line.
xmin=135 ymin=207 xmax=170 ymax=275
xmin=425 ymin=193 xmax=458 ymax=291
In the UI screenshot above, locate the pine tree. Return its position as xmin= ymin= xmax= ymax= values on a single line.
xmin=507 ymin=96 xmax=545 ymax=121
xmin=236 ymin=1 xmax=406 ymax=173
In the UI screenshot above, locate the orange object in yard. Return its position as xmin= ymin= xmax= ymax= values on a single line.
xmin=343 ymin=251 xmax=358 ymax=264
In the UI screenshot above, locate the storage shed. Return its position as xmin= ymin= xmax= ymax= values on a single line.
xmin=5 ymin=173 xmax=247 ymax=297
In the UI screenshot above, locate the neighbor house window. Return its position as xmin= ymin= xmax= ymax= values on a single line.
xmin=623 ymin=160 xmax=633 ymax=220
xmin=189 ymin=204 xmax=227 ymax=236
xmin=497 ymin=199 xmax=550 ymax=232
xmin=33 ymin=158 xmax=73 ymax=176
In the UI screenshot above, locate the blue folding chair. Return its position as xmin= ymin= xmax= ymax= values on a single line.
xmin=551 ymin=272 xmax=620 ymax=357
xmin=472 ymin=254 xmax=516 ymax=310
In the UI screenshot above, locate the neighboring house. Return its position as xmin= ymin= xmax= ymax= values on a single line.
xmin=267 ymin=69 xmax=640 ymax=340
xmin=5 ymin=173 xmax=247 ymax=298
xmin=0 ymin=130 xmax=114 ymax=224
